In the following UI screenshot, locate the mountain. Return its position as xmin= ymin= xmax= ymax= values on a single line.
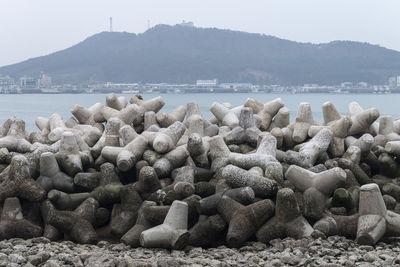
xmin=1 ymin=24 xmax=400 ymax=85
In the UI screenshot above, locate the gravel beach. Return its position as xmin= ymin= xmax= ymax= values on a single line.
xmin=2 ymin=236 xmax=400 ymax=267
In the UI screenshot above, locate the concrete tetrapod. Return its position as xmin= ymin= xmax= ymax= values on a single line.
xmin=47 ymin=162 xmax=123 ymax=210
xmin=156 ymin=105 xmax=186 ymax=128
xmin=256 ymin=188 xmax=314 ymax=243
xmin=55 ymin=131 xmax=86 ymax=176
xmin=321 ymin=101 xmax=342 ymax=125
xmin=144 ymin=111 xmax=159 ymax=131
xmin=70 ymin=102 xmax=105 ymax=128
xmin=224 ymin=107 xmax=260 ymax=147
xmin=285 ymin=165 xmax=347 ymax=219
xmin=101 ymin=104 xmax=144 ymax=127
xmin=382 ymin=183 xmax=400 ymax=202
xmin=288 ymin=102 xmax=319 ymax=143
xmin=356 ymin=183 xmax=400 ymax=245
xmin=337 ymin=146 xmax=373 ymax=185
xmin=0 ymin=118 xmax=32 ymax=153
xmin=210 ymin=102 xmax=239 ymax=129
xmin=188 ymin=214 xmax=227 ymax=247
xmin=377 ymin=152 xmax=400 ymax=178
xmin=37 ymin=152 xmax=74 ymax=193
xmin=121 ymin=201 xmax=157 ymax=247
xmin=183 ymin=102 xmax=203 ymax=127
xmin=130 ymin=95 xmax=166 ymax=113
xmin=73 ymin=172 xmax=100 ymax=191
xmin=313 ymin=213 xmax=359 ymax=238
xmin=47 ymin=189 xmax=90 ymax=210
xmin=152 ymin=121 xmax=186 ymax=154
xmin=0 ymin=155 xmax=46 ymax=202
xmin=221 ymin=164 xmax=278 ymax=198
xmin=187 ymin=133 xmax=210 ymax=168
xmin=348 ymin=102 xmax=380 ymax=136
xmin=177 ymin=112 xmax=206 ymax=145
xmin=385 ymin=140 xmax=400 ymax=157
xmin=308 ymin=116 xmax=352 ymax=157
xmin=45 ymin=197 xmax=99 ymax=244
xmin=0 ymin=197 xmax=43 ymax=240
xmin=119 ymin=124 xmax=138 ymax=146
xmin=63 ymin=119 xmax=102 ymax=147
xmin=268 ymin=107 xmax=290 ymax=131
xmin=91 ymin=117 xmax=121 ymax=159
xmin=197 ymin=187 xmax=255 ymax=215
xmin=217 ymin=196 xmax=275 ymax=247
xmin=345 ymin=133 xmax=380 ymax=174
xmin=40 ymin=200 xmax=62 ymax=241
xmin=152 ymin=145 xmax=189 ymax=178
xmin=110 ymin=184 xmax=142 ymax=237
xmin=31 ymin=116 xmax=50 ymax=143
xmin=47 ymin=113 xmax=69 ymax=142
xmin=0 ymin=139 xmax=58 ymax=179
xmin=101 ymin=134 xmax=148 ymax=172
xmin=330 ymin=187 xmax=360 ymax=214
xmin=155 ymin=166 xmax=196 ymax=205
xmin=208 ymin=135 xmax=231 ymax=173
xmin=105 ymin=93 xmax=128 ymax=111
xmin=90 ymin=162 xmax=124 ymax=205
xmin=47 ymin=114 xmax=100 ymax=145
xmin=244 ymin=98 xmax=284 ymax=131
xmin=284 ymin=128 xmax=333 ymax=168
xmin=374 ymin=115 xmax=400 ymax=147
xmin=134 ymin=166 xmax=162 ymax=199
xmin=228 ymin=135 xmax=283 ymax=185
xmin=140 ymin=200 xmax=189 ymax=250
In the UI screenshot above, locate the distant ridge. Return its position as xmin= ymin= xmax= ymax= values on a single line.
xmin=1 ymin=24 xmax=400 ymax=85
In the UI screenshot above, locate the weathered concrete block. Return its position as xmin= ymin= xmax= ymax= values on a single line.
xmin=140 ymin=200 xmax=189 ymax=249
xmin=257 ymin=188 xmax=313 ymax=243
xmin=285 ymin=165 xmax=346 ymax=219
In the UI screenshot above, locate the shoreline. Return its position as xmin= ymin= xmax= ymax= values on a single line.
xmin=3 ymin=236 xmax=400 ymax=266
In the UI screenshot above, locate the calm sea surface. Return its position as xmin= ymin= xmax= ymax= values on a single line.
xmin=0 ymin=93 xmax=398 ymax=132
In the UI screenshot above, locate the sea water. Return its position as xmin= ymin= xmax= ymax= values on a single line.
xmin=0 ymin=93 xmax=398 ymax=132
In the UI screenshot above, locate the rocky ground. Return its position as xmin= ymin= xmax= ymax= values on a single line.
xmin=1 ymin=236 xmax=400 ymax=267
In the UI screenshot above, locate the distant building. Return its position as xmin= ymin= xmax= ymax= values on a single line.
xmin=341 ymin=82 xmax=353 ymax=88
xmin=397 ymin=76 xmax=400 ymax=87
xmin=388 ymin=77 xmax=397 ymax=87
xmin=219 ymin=83 xmax=253 ymax=89
xmin=179 ymin=20 xmax=194 ymax=27
xmin=20 ymin=76 xmax=37 ymax=88
xmin=0 ymin=75 xmax=15 ymax=89
xmin=196 ymin=79 xmax=218 ymax=87
xmin=38 ymin=73 xmax=52 ymax=87
xmin=357 ymin=82 xmax=368 ymax=88
xmin=303 ymin=84 xmax=319 ymax=87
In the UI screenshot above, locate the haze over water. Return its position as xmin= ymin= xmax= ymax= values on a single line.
xmin=1 ymin=93 xmax=397 ymax=131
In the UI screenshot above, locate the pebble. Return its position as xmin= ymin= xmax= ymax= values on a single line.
xmin=0 ymin=237 xmax=394 ymax=266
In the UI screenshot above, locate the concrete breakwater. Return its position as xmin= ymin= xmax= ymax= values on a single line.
xmin=0 ymin=94 xmax=400 ymax=250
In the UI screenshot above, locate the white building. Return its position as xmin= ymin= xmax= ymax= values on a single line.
xmin=20 ymin=76 xmax=37 ymax=88
xmin=341 ymin=82 xmax=353 ymax=88
xmin=38 ymin=74 xmax=52 ymax=87
xmin=196 ymin=79 xmax=218 ymax=87
xmin=0 ymin=75 xmax=14 ymax=88
xmin=357 ymin=82 xmax=368 ymax=88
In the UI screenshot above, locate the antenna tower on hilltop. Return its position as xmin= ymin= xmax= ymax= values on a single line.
xmin=110 ymin=17 xmax=113 ymax=32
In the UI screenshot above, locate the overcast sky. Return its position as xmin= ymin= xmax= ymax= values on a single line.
xmin=0 ymin=0 xmax=398 ymax=67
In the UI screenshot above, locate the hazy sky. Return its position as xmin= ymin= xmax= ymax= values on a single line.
xmin=1 ymin=0 xmax=399 ymax=67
